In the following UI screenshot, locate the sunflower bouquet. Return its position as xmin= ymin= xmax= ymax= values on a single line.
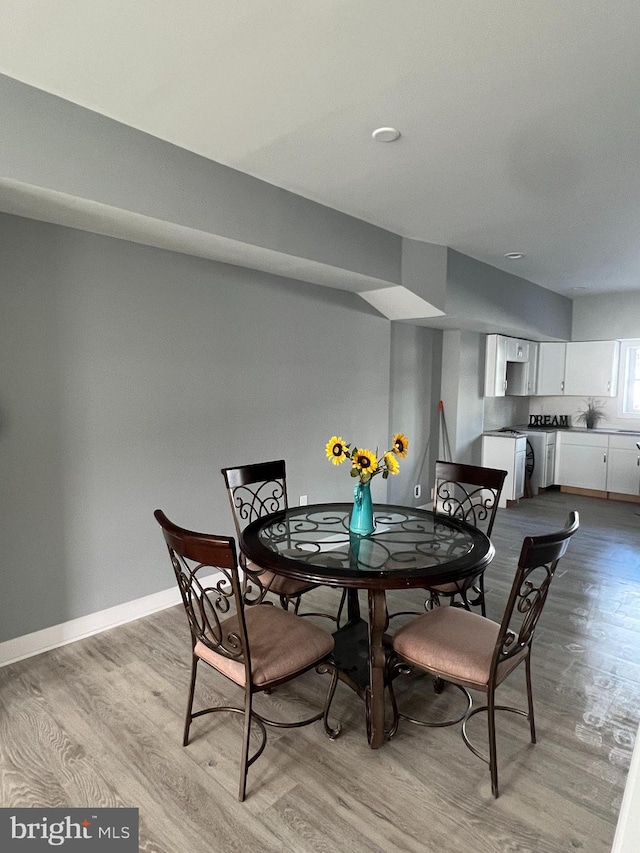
xmin=325 ymin=433 xmax=409 ymax=483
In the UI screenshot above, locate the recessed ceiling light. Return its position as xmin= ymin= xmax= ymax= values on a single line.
xmin=504 ymin=252 xmax=525 ymax=260
xmin=372 ymin=127 xmax=401 ymax=143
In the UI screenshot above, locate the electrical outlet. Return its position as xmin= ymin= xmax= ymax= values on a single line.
xmin=413 ymin=485 xmax=421 ymax=499
xmin=299 ymin=495 xmax=308 ymax=506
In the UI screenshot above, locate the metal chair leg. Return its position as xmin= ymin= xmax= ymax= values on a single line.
xmin=385 ymin=657 xmax=400 ymax=739
xmin=487 ymin=687 xmax=499 ymax=798
xmin=183 ymin=655 xmax=198 ymax=746
xmin=389 ymin=660 xmax=472 ymax=731
xmin=321 ymin=661 xmax=342 ymax=739
xmin=239 ymin=690 xmax=253 ymax=802
xmin=335 ymin=588 xmax=348 ymax=628
xmin=525 ymin=653 xmax=536 ymax=743
xmin=479 ymin=575 xmax=487 ymax=618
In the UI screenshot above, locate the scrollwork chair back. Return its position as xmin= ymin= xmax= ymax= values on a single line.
xmin=158 ymin=511 xmax=252 ymax=678
xmin=221 ymin=460 xmax=320 ymax=612
xmin=427 ymin=461 xmax=508 ymax=614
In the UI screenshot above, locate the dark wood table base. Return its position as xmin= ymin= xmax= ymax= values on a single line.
xmin=331 ymin=589 xmax=392 ymax=748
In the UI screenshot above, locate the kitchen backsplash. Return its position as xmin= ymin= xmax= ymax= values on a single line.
xmin=483 ymin=396 xmax=529 ymax=431
xmin=483 ymin=394 xmax=640 ymax=432
xmin=529 ymin=396 xmax=632 ymax=430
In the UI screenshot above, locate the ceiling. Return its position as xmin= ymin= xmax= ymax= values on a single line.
xmin=1 ymin=0 xmax=639 ymax=297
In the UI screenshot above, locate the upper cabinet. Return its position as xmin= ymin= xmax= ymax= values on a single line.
xmin=486 ymin=336 xmax=620 ymax=398
xmin=484 ymin=334 xmax=508 ymax=396
xmin=485 ymin=335 xmax=536 ymax=397
xmin=563 ymin=340 xmax=620 ymax=397
xmin=535 ymin=340 xmax=620 ymax=396
xmin=505 ymin=337 xmax=529 ymax=362
xmin=536 ymin=342 xmax=566 ymax=395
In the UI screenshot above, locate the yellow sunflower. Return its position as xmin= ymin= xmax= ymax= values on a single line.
xmin=384 ymin=451 xmax=400 ymax=475
xmin=351 ymin=448 xmax=378 ymax=479
xmin=392 ymin=432 xmax=409 ymax=458
xmin=325 ymin=436 xmax=349 ymax=465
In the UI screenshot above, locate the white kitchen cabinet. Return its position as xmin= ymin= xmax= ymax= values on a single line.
xmin=535 ymin=342 xmax=566 ymax=395
xmin=485 ymin=335 xmax=535 ymax=397
xmin=526 ymin=342 xmax=539 ymax=395
xmin=487 ymin=335 xmax=620 ymax=399
xmin=556 ymin=431 xmax=608 ymax=491
xmin=535 ymin=340 xmax=620 ymax=397
xmin=514 ymin=443 xmax=526 ymax=499
xmin=505 ymin=338 xmax=529 ymax=362
xmin=505 ymin=361 xmax=533 ymax=396
xmin=563 ymin=340 xmax=620 ymax=397
xmin=481 ymin=433 xmax=526 ymax=507
xmin=544 ymin=438 xmax=556 ymax=488
xmin=484 ymin=334 xmax=507 ymax=396
xmin=520 ymin=430 xmax=556 ymax=492
xmin=606 ymin=435 xmax=640 ymax=496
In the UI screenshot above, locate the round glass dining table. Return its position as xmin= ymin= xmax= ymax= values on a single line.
xmin=241 ymin=502 xmax=494 ymax=748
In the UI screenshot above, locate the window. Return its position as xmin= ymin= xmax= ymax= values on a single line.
xmin=620 ymin=340 xmax=640 ymax=416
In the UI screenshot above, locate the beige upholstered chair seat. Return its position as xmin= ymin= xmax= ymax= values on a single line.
xmin=426 ymin=579 xmax=461 ymax=595
xmin=392 ymin=606 xmax=526 ymax=691
xmin=244 ymin=558 xmax=315 ymax=598
xmin=195 ymin=604 xmax=334 ymax=688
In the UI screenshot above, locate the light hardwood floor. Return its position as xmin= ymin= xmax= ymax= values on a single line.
xmin=1 ymin=491 xmax=639 ymax=852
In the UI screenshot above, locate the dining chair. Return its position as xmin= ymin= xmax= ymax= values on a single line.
xmin=154 ymin=509 xmax=341 ymax=801
xmin=387 ymin=461 xmax=506 ymax=624
xmin=425 ymin=461 xmax=508 ymax=615
xmin=387 ymin=511 xmax=579 ymax=797
xmin=222 ymin=460 xmax=345 ymax=623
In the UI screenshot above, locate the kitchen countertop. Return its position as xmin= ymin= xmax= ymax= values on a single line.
xmin=514 ymin=425 xmax=640 ymax=437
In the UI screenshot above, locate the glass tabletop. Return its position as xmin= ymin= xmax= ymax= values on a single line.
xmin=241 ymin=503 xmax=493 ymax=589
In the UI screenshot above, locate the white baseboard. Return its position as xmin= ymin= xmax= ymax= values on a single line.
xmin=0 ymin=578 xmax=210 ymax=668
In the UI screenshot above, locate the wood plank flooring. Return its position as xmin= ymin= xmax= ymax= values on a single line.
xmin=1 ymin=490 xmax=639 ymax=852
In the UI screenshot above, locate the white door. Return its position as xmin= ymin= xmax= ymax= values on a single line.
xmin=514 ymin=448 xmax=526 ymax=499
xmin=544 ymin=443 xmax=556 ymax=488
xmin=484 ymin=335 xmax=507 ymax=396
xmin=564 ymin=341 xmax=620 ymax=397
xmin=536 ymin=342 xmax=566 ymax=395
xmin=557 ymin=444 xmax=608 ymax=490
xmin=607 ymin=448 xmax=640 ymax=495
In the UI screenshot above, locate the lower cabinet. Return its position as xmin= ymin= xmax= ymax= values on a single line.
xmin=481 ymin=434 xmax=526 ymax=508
xmin=520 ymin=430 xmax=557 ymax=493
xmin=556 ymin=431 xmax=640 ymax=496
xmin=544 ymin=440 xmax=557 ymax=488
xmin=556 ymin=432 xmax=608 ymax=491
xmin=606 ymin=435 xmax=640 ymax=496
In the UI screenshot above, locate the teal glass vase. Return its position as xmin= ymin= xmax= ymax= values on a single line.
xmin=349 ymin=480 xmax=375 ymax=536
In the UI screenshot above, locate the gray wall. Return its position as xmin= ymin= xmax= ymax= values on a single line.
xmin=387 ymin=323 xmax=442 ymax=504
xmin=0 ymin=213 xmax=397 ymax=643
xmin=444 ymin=250 xmax=573 ymax=341
xmin=440 ymin=331 xmax=485 ymax=465
xmin=0 ymin=73 xmax=401 ymax=287
xmin=572 ymin=292 xmax=640 ymax=340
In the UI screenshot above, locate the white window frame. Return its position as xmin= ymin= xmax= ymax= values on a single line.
xmin=617 ymin=339 xmax=640 ymax=420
